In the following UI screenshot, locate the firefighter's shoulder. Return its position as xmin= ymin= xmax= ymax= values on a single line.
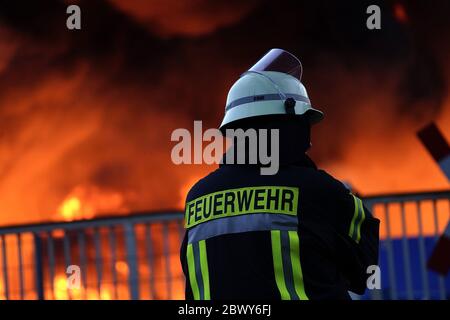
xmin=185 ymin=167 xmax=225 ymax=203
xmin=307 ymin=168 xmax=350 ymax=196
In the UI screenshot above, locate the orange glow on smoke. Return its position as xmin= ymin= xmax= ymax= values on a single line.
xmin=108 ymin=0 xmax=258 ymax=37
xmin=0 ymin=223 xmax=186 ymax=300
xmin=0 ymin=0 xmax=449 ymax=301
xmin=57 ymin=185 xmax=128 ymax=221
xmin=393 ymin=3 xmax=408 ymax=24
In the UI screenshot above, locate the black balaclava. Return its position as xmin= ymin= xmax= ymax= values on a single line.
xmin=222 ymin=114 xmax=312 ymax=167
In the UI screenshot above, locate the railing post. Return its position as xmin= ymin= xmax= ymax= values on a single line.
xmin=124 ymin=223 xmax=139 ymax=300
xmin=77 ymin=230 xmax=88 ymax=300
xmin=33 ymin=233 xmax=45 ymax=300
xmin=1 ymin=235 xmax=9 ymax=300
xmin=145 ymin=223 xmax=156 ymax=299
xmin=432 ymin=199 xmax=447 ymax=300
xmin=47 ymin=231 xmax=56 ymax=299
xmin=63 ymin=230 xmax=72 ymax=299
xmin=364 ymin=202 xmax=383 ymax=301
xmin=400 ymin=202 xmax=413 ymax=300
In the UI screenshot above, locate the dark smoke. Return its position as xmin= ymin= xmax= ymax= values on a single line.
xmin=0 ymin=0 xmax=449 ymax=224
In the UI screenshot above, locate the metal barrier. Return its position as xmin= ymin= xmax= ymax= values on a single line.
xmin=0 ymin=213 xmax=185 ymax=300
xmin=363 ymin=190 xmax=449 ymax=300
xmin=0 ymin=190 xmax=448 ymax=300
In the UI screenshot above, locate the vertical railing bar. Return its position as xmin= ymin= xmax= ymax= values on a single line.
xmin=177 ymin=218 xmax=186 ymax=295
xmin=124 ymin=223 xmax=139 ymax=300
xmin=415 ymin=201 xmax=429 ymax=299
xmin=400 ymin=201 xmax=413 ymax=300
xmin=145 ymin=223 xmax=156 ymax=300
xmin=46 ymin=231 xmax=56 ymax=300
xmin=108 ymin=226 xmax=118 ymax=300
xmin=0 ymin=236 xmax=2 ymax=300
xmin=93 ymin=227 xmax=103 ymax=299
xmin=384 ymin=203 xmax=397 ymax=300
xmin=364 ymin=203 xmax=383 ymax=301
xmin=162 ymin=221 xmax=172 ymax=300
xmin=432 ymin=199 xmax=446 ymax=300
xmin=33 ymin=232 xmax=45 ymax=300
xmin=177 ymin=218 xmax=185 ymax=243
xmin=77 ymin=230 xmax=88 ymax=300
xmin=63 ymin=230 xmax=72 ymax=299
xmin=1 ymin=235 xmax=9 ymax=300
xmin=16 ymin=233 xmax=25 ymax=300
xmin=63 ymin=231 xmax=72 ymax=267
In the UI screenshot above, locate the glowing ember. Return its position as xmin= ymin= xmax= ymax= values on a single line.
xmin=100 ymin=288 xmax=112 ymax=300
xmin=0 ymin=0 xmax=448 ymax=302
xmin=53 ymin=275 xmax=70 ymax=300
xmin=115 ymin=261 xmax=129 ymax=276
xmin=59 ymin=197 xmax=82 ymax=221
xmin=49 ymin=274 xmax=116 ymax=300
xmin=179 ymin=175 xmax=207 ymax=209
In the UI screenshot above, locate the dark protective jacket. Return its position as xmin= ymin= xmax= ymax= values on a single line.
xmin=180 ymin=155 xmax=380 ymax=300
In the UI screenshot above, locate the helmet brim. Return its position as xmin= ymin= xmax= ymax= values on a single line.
xmin=305 ymin=108 xmax=324 ymax=124
xmin=220 ymin=106 xmax=324 ymax=132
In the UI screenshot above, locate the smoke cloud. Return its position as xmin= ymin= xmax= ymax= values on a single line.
xmin=0 ymin=0 xmax=449 ymax=225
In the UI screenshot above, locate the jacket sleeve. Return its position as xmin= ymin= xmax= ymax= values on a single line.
xmin=180 ymin=229 xmax=194 ymax=300
xmin=335 ymin=189 xmax=380 ymax=294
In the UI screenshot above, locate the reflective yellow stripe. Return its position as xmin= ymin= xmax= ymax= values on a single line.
xmin=186 ymin=243 xmax=200 ymax=299
xmin=349 ymin=195 xmax=365 ymax=244
xmin=271 ymin=230 xmax=290 ymax=300
xmin=198 ymin=240 xmax=210 ymax=300
xmin=355 ymin=198 xmax=365 ymax=244
xmin=288 ymin=231 xmax=309 ymax=300
xmin=349 ymin=195 xmax=359 ymax=240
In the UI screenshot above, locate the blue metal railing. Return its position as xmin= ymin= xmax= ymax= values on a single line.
xmin=0 ymin=213 xmax=184 ymax=300
xmin=363 ymin=190 xmax=450 ymax=300
xmin=0 ymin=190 xmax=448 ymax=300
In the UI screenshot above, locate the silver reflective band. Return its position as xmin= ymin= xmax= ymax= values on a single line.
xmin=225 ymin=93 xmax=311 ymax=111
xmin=187 ymin=213 xmax=298 ymax=243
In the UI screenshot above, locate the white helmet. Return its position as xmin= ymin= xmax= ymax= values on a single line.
xmin=220 ymin=48 xmax=324 ymax=130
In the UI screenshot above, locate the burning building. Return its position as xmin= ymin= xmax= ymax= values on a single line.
xmin=0 ymin=0 xmax=449 ymax=299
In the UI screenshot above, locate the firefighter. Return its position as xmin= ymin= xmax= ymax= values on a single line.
xmin=180 ymin=49 xmax=380 ymax=300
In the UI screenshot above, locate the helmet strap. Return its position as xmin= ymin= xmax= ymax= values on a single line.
xmin=284 ymin=97 xmax=296 ymax=115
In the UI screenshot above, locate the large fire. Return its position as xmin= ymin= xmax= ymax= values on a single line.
xmin=57 ymin=185 xmax=128 ymax=221
xmin=0 ymin=0 xmax=449 ymax=227
xmin=0 ymin=0 xmax=449 ymax=300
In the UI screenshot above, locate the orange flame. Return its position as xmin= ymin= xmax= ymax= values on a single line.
xmin=57 ymin=185 xmax=129 ymax=221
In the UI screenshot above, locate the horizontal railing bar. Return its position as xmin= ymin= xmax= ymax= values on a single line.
xmin=362 ymin=189 xmax=450 ymax=205
xmin=0 ymin=212 xmax=184 ymax=235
